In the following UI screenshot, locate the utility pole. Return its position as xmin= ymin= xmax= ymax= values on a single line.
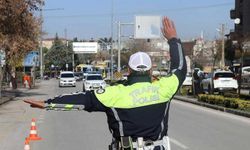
xmin=72 ymin=53 xmax=75 ymax=72
xmin=221 ymin=24 xmax=225 ymax=69
xmin=0 ymin=56 xmax=2 ymax=98
xmin=110 ymin=0 xmax=114 ymax=80
xmin=117 ymin=21 xmax=121 ymax=72
xmin=64 ymin=28 xmax=69 ymax=71
xmin=39 ymin=2 xmax=64 ymax=78
xmin=39 ymin=1 xmax=43 ymax=79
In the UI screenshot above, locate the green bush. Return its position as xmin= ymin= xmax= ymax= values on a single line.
xmin=216 ymin=96 xmax=224 ymax=106
xmin=238 ymin=100 xmax=250 ymax=111
xmin=224 ymin=97 xmax=238 ymax=108
xmin=179 ymin=86 xmax=190 ymax=96
xmin=198 ymin=94 xmax=207 ymax=102
xmin=198 ymin=94 xmax=250 ymax=111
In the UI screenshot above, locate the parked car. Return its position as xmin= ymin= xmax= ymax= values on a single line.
xmin=183 ymin=72 xmax=192 ymax=86
xmin=43 ymin=75 xmax=49 ymax=80
xmin=83 ymin=74 xmax=106 ymax=92
xmin=201 ymin=70 xmax=238 ymax=94
xmin=240 ymin=66 xmax=250 ymax=96
xmin=59 ymin=71 xmax=76 ymax=87
xmin=181 ymin=72 xmax=193 ymax=94
xmin=242 ymin=66 xmax=250 ymax=74
xmin=74 ymin=72 xmax=84 ymax=81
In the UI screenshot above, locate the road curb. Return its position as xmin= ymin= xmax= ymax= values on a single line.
xmin=174 ymin=95 xmax=250 ymax=118
xmin=0 ymin=96 xmax=15 ymax=105
xmin=0 ymin=87 xmax=32 ymax=105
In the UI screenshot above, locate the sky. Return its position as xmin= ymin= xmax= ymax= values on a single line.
xmin=43 ymin=0 xmax=235 ymax=41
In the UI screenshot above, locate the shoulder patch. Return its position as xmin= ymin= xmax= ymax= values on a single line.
xmin=96 ymin=88 xmax=105 ymax=94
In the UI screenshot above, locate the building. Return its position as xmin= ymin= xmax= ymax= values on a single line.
xmin=229 ymin=0 xmax=250 ymax=66
xmin=182 ymin=41 xmax=196 ymax=73
xmin=42 ymin=38 xmax=68 ymax=49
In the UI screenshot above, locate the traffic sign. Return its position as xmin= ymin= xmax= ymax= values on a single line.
xmin=134 ymin=16 xmax=161 ymax=39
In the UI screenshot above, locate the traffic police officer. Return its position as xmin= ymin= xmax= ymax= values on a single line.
xmin=24 ymin=16 xmax=187 ymax=150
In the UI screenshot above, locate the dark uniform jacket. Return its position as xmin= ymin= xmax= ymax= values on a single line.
xmin=45 ymin=38 xmax=187 ymax=142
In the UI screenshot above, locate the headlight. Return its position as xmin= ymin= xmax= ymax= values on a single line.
xmin=85 ymin=82 xmax=90 ymax=85
xmin=101 ymin=82 xmax=106 ymax=85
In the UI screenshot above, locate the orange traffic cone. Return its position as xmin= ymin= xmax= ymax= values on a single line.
xmin=27 ymin=118 xmax=42 ymax=141
xmin=24 ymin=139 xmax=30 ymax=150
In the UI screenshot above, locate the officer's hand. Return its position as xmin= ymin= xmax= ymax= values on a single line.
xmin=161 ymin=16 xmax=177 ymax=40
xmin=24 ymin=99 xmax=45 ymax=109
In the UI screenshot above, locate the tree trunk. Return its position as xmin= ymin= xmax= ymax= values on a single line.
xmin=6 ymin=64 xmax=17 ymax=89
xmin=10 ymin=75 xmax=17 ymax=89
xmin=213 ymin=57 xmax=216 ymax=71
xmin=0 ymin=65 xmax=3 ymax=98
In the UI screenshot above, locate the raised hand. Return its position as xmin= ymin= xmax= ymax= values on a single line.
xmin=161 ymin=16 xmax=177 ymax=40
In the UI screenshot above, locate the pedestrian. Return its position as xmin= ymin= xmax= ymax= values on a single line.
xmin=193 ymin=68 xmax=201 ymax=95
xmin=24 ymin=16 xmax=187 ymax=150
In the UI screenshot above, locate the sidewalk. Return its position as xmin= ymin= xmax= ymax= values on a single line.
xmin=174 ymin=95 xmax=250 ymax=118
xmin=0 ymin=88 xmax=29 ymax=105
xmin=0 ymin=86 xmax=34 ymax=105
xmin=0 ymin=81 xmax=43 ymax=149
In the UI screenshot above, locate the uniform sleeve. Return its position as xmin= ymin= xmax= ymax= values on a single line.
xmin=168 ymin=38 xmax=187 ymax=89
xmin=45 ymin=91 xmax=107 ymax=112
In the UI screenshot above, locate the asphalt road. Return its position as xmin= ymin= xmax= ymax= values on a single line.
xmin=0 ymin=78 xmax=250 ymax=150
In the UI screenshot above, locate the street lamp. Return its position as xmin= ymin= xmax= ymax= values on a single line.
xmin=98 ymin=39 xmax=111 ymax=51
xmin=117 ymin=21 xmax=134 ymax=72
xmin=216 ymin=24 xmax=225 ymax=69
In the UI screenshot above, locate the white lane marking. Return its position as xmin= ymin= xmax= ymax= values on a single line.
xmin=170 ymin=137 xmax=189 ymax=149
xmin=37 ymin=112 xmax=45 ymax=124
xmin=39 ymin=116 xmax=45 ymax=120
xmin=37 ymin=120 xmax=43 ymax=124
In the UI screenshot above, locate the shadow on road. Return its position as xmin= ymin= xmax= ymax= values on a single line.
xmin=1 ymin=90 xmax=47 ymax=98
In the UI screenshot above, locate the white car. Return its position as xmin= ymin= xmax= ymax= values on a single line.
xmin=242 ymin=66 xmax=250 ymax=74
xmin=201 ymin=70 xmax=238 ymax=94
xmin=83 ymin=74 xmax=106 ymax=91
xmin=241 ymin=66 xmax=250 ymax=96
xmin=59 ymin=71 xmax=76 ymax=87
xmin=183 ymin=72 xmax=192 ymax=86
